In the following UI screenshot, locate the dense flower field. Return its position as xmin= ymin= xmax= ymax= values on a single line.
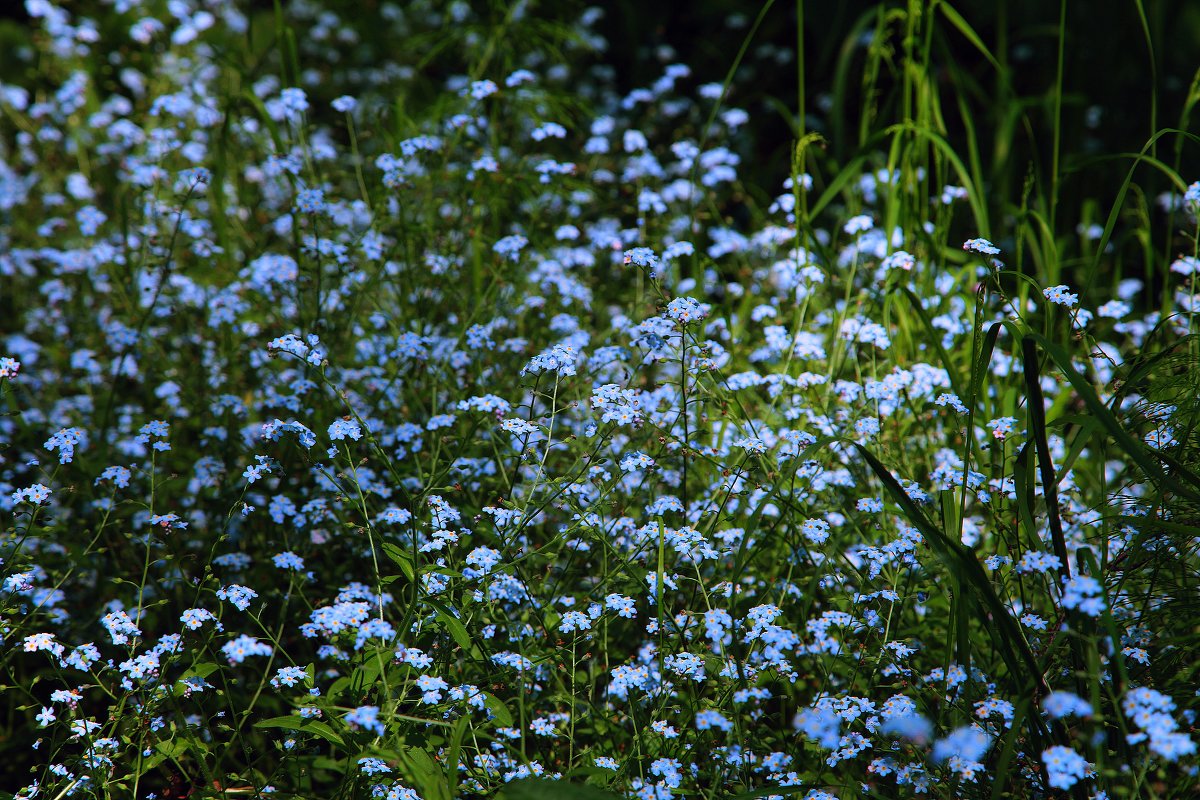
xmin=2 ymin=1 xmax=1199 ymax=798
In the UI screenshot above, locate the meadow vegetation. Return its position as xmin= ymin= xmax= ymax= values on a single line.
xmin=2 ymin=1 xmax=1199 ymax=798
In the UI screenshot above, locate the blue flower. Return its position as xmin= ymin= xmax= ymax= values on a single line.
xmin=843 ymin=214 xmax=873 ymax=234
xmin=962 ymin=237 xmax=1000 ymax=255
xmin=623 ymin=247 xmax=659 ymax=268
xmin=271 ymin=666 xmax=307 ymax=689
xmin=466 ymin=80 xmax=498 ymax=100
xmin=273 ymin=552 xmax=305 ymax=571
xmin=344 ymin=705 xmax=384 ymax=736
xmin=1060 ymin=575 xmax=1105 ymax=616
xmin=666 ymin=296 xmax=707 ymax=325
xmin=529 ymin=718 xmax=557 ymax=736
xmin=1041 ymin=746 xmax=1089 ymax=789
xmin=1043 ymin=284 xmax=1079 ymax=308
xmin=1043 ymin=691 xmax=1093 ymax=720
xmin=11 ymin=484 xmax=51 ymax=505
xmin=932 ymin=725 xmax=991 ymax=764
xmin=358 ymin=757 xmax=391 ymax=776
xmin=559 ymin=611 xmax=591 ymax=632
xmin=328 ymin=418 xmax=363 ymax=442
xmin=221 ymin=635 xmax=272 ymax=665
xmin=377 ymin=507 xmax=413 ymax=525
xmin=279 ymin=87 xmax=308 ymax=113
xmin=605 ymin=594 xmax=637 ymax=618
xmin=180 ymin=608 xmax=216 ymax=630
xmin=492 ymin=234 xmax=528 ymax=261
xmin=295 ymin=188 xmax=327 ymax=214
xmin=695 ymin=710 xmax=732 ymax=731
xmin=794 ymin=708 xmax=841 ymax=749
xmin=217 ymin=585 xmax=258 ymax=611
xmin=880 ymin=714 xmax=932 ymax=743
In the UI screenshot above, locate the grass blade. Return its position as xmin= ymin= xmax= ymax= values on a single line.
xmin=1025 ymin=331 xmax=1200 ymax=501
xmin=853 ymin=443 xmax=1045 ymax=692
xmin=1020 ymin=336 xmax=1071 ymax=580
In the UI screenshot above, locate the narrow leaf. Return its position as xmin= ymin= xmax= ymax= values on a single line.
xmin=254 ymin=715 xmax=345 ymax=747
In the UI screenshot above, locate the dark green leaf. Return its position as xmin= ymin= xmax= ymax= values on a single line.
xmin=380 ymin=541 xmax=416 ymax=582
xmin=484 ymin=693 xmax=514 ymax=727
xmin=254 ymin=715 xmax=345 ymax=747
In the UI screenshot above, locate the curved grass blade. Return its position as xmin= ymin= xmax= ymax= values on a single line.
xmin=899 ymin=285 xmax=965 ymax=399
xmin=884 ymin=121 xmax=990 ymax=236
xmin=1024 ymin=331 xmax=1200 ymax=501
xmin=1020 ymin=336 xmax=1071 ymax=580
xmin=1012 ymin=443 xmax=1039 ymax=550
xmin=1086 ymin=128 xmax=1200 ymax=285
xmin=852 ymin=443 xmax=1045 ymax=691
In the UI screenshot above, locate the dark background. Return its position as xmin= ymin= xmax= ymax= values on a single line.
xmin=1 ymin=0 xmax=1197 ymax=281
xmin=4 ymin=0 xmax=1197 ymax=175
xmin=594 ymin=0 xmax=1200 ymax=213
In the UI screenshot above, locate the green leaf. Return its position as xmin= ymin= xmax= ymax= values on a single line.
xmin=391 ymin=745 xmax=444 ymax=799
xmin=424 ymin=598 xmax=473 ymax=652
xmin=990 ymin=692 xmax=1035 ymax=800
xmin=254 ymin=715 xmax=345 ymax=747
xmin=853 ymin=443 xmax=1044 ymax=695
xmin=174 ymin=661 xmax=220 ymax=695
xmin=137 ymin=752 xmax=170 ymax=772
xmin=937 ymin=2 xmax=1003 ymax=73
xmin=1012 ymin=443 xmax=1040 ymax=549
xmin=179 ymin=661 xmax=220 ymax=680
xmin=809 ymin=151 xmax=873 ymax=219
xmin=445 ymin=715 xmax=469 ymax=799
xmin=1086 ymin=129 xmax=1198 ymax=285
xmin=484 ymin=692 xmax=514 ymax=727
xmin=885 ymin=121 xmax=990 ymax=233
xmin=155 ymin=738 xmax=189 ymax=758
xmin=1055 ymin=416 xmax=1101 ymax=478
xmin=380 ymin=541 xmax=416 ymax=582
xmin=969 ymin=322 xmax=1003 ymax=404
xmin=1020 ymin=336 xmax=1071 ymax=578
